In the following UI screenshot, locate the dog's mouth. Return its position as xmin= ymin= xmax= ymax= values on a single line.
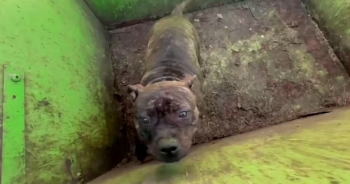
xmin=161 ymin=154 xmax=187 ymax=163
xmin=155 ymin=148 xmax=188 ymax=163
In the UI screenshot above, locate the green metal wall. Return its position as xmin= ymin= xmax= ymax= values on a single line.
xmin=303 ymin=0 xmax=350 ymax=75
xmin=85 ymin=0 xmax=242 ymax=26
xmin=90 ymin=107 xmax=350 ymax=184
xmin=0 ymin=0 xmax=124 ymax=183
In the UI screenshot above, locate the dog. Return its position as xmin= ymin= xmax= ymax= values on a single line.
xmin=128 ymin=0 xmax=202 ymax=163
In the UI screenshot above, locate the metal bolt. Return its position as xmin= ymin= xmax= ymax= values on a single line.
xmin=11 ymin=74 xmax=21 ymax=82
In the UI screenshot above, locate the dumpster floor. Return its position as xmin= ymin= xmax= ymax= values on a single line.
xmin=89 ymin=107 xmax=350 ymax=184
xmin=109 ymin=0 xmax=350 ymax=162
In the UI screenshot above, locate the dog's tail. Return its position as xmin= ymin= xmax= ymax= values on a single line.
xmin=171 ymin=0 xmax=194 ymax=16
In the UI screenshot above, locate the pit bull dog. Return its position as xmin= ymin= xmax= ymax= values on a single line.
xmin=128 ymin=0 xmax=203 ymax=163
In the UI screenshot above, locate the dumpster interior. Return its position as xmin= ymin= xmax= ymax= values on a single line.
xmin=100 ymin=0 xmax=350 ymax=182
xmin=1 ymin=0 xmax=349 ymax=183
xmin=108 ymin=0 xmax=350 ymax=169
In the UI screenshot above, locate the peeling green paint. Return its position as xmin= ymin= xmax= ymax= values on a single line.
xmin=90 ymin=107 xmax=350 ymax=184
xmin=337 ymin=76 xmax=345 ymax=81
xmin=288 ymin=46 xmax=315 ymax=78
xmin=228 ymin=32 xmax=272 ymax=65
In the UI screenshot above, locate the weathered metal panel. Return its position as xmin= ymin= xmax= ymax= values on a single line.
xmin=90 ymin=107 xmax=350 ymax=184
xmin=0 ymin=0 xmax=124 ymax=183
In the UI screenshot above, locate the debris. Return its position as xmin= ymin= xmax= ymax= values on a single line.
xmin=194 ymin=19 xmax=200 ymax=23
xmin=224 ymin=26 xmax=228 ymax=29
xmin=290 ymin=20 xmax=299 ymax=28
xmin=217 ymin=14 xmax=223 ymax=20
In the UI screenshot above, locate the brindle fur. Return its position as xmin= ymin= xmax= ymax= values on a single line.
xmin=128 ymin=0 xmax=202 ymax=163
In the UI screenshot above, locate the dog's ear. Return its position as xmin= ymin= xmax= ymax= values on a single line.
xmin=181 ymin=75 xmax=196 ymax=89
xmin=127 ymin=84 xmax=144 ymax=101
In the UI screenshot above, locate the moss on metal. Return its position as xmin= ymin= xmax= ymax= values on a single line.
xmin=90 ymin=107 xmax=350 ymax=184
xmin=0 ymin=0 xmax=124 ymax=183
xmin=85 ymin=0 xmax=242 ymax=26
xmin=303 ymin=0 xmax=350 ymax=75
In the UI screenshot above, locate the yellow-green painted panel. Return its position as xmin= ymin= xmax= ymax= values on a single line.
xmin=1 ymin=66 xmax=25 ymax=184
xmin=90 ymin=107 xmax=350 ymax=184
xmin=0 ymin=0 xmax=123 ymax=183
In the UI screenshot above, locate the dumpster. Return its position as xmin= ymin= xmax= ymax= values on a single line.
xmin=1 ymin=0 xmax=349 ymax=183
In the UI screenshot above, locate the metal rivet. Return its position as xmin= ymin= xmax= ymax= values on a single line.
xmin=11 ymin=74 xmax=21 ymax=82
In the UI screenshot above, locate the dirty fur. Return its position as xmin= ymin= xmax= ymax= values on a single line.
xmin=127 ymin=0 xmax=203 ymax=163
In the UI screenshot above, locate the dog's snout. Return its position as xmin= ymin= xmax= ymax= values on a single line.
xmin=158 ymin=138 xmax=179 ymax=155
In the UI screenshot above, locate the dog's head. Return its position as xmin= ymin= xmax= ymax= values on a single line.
xmin=128 ymin=76 xmax=199 ymax=163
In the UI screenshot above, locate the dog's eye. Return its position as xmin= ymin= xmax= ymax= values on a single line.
xmin=179 ymin=111 xmax=188 ymax=118
xmin=141 ymin=117 xmax=150 ymax=124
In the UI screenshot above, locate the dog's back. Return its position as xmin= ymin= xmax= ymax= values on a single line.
xmin=141 ymin=0 xmax=201 ymax=88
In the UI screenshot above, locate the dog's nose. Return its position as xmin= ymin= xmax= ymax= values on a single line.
xmin=160 ymin=146 xmax=178 ymax=154
xmin=158 ymin=138 xmax=179 ymax=155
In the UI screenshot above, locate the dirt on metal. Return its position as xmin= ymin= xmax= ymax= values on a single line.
xmin=89 ymin=107 xmax=350 ymax=184
xmin=109 ymin=0 xmax=350 ymax=163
